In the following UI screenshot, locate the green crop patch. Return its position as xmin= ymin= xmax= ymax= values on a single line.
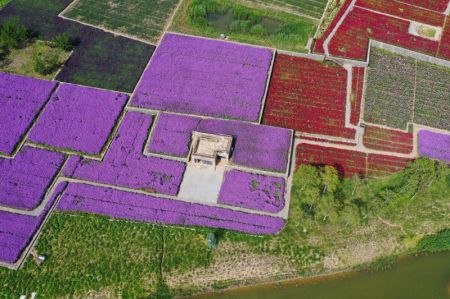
xmin=244 ymin=0 xmax=328 ymax=19
xmin=364 ymin=47 xmax=450 ymax=131
xmin=63 ymin=0 xmax=180 ymax=43
xmin=170 ymin=0 xmax=317 ymax=52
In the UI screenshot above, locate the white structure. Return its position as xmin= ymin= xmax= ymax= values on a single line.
xmin=190 ymin=132 xmax=233 ymax=168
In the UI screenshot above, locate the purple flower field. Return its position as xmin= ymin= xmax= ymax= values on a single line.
xmin=131 ymin=33 xmax=272 ymax=122
xmin=218 ymin=170 xmax=285 ymax=213
xmin=0 ymin=182 xmax=67 ymax=264
xmin=57 ymin=183 xmax=285 ymax=234
xmin=28 ymin=83 xmax=128 ymax=155
xmin=63 ymin=111 xmax=186 ymax=196
xmin=418 ymin=130 xmax=450 ymax=163
xmin=0 ymin=147 xmax=65 ymax=210
xmin=148 ymin=113 xmax=292 ymax=172
xmin=0 ymin=72 xmax=57 ymax=155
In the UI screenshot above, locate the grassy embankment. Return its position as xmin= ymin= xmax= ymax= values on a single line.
xmin=0 ymin=159 xmax=448 ymax=298
xmin=169 ymin=0 xmax=317 ymax=52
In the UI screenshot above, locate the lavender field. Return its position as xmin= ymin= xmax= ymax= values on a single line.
xmin=131 ymin=33 xmax=273 ymax=122
xmin=0 ymin=44 xmax=290 ymax=267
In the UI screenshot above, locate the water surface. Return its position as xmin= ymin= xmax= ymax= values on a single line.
xmin=192 ymin=251 xmax=450 ymax=299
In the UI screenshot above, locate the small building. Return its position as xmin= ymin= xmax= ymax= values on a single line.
xmin=190 ymin=132 xmax=233 ymax=168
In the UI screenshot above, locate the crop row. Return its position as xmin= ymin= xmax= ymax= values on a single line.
xmin=57 ymin=183 xmax=286 ymax=234
xmin=418 ymin=130 xmax=450 ymax=163
xmin=363 ymin=125 xmax=414 ymax=154
xmin=0 ymin=147 xmax=65 ymax=211
xmin=296 ymin=143 xmax=413 ymax=178
xmin=398 ymin=0 xmax=449 ymax=12
xmin=218 ymin=170 xmax=286 ymax=213
xmin=131 ymin=33 xmax=272 ymax=122
xmin=328 ymin=7 xmax=439 ymax=61
xmin=414 ymin=61 xmax=450 ymax=131
xmin=364 ymin=48 xmax=415 ymax=129
xmin=148 ymin=113 xmax=292 ymax=173
xmin=0 ymin=73 xmax=57 ymax=156
xmin=355 ymin=0 xmax=445 ymax=27
xmin=350 ymin=67 xmax=365 ymax=125
xmin=366 ymin=154 xmax=412 ymax=178
xmin=438 ymin=18 xmax=450 ymax=60
xmin=28 ymin=83 xmax=128 ymax=156
xmin=263 ymin=54 xmax=356 ymax=139
xmin=63 ymin=112 xmax=186 ymax=196
xmin=296 ymin=143 xmax=367 ymax=178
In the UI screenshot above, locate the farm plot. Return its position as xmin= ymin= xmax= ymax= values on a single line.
xmin=350 ymin=67 xmax=364 ymax=126
xmin=363 ymin=125 xmax=414 ymax=154
xmin=414 ymin=61 xmax=450 ymax=131
xmin=0 ymin=73 xmax=57 ymax=156
xmin=325 ymin=6 xmax=441 ymax=61
xmin=0 ymin=183 xmax=66 ymax=265
xmin=62 ymin=111 xmax=186 ymax=196
xmin=364 ymin=48 xmax=415 ymax=129
xmin=0 ymin=147 xmax=65 ymax=210
xmin=355 ymin=0 xmax=445 ymax=27
xmin=63 ymin=0 xmax=180 ymax=43
xmin=262 ymin=54 xmax=356 ymax=139
xmin=28 ymin=83 xmax=128 ymax=156
xmin=245 ymin=0 xmax=328 ymax=19
xmin=364 ymin=47 xmax=450 ymax=131
xmin=367 ymin=154 xmax=412 ymax=178
xmin=396 ymin=0 xmax=449 ymax=12
xmin=218 ymin=169 xmax=285 ymax=213
xmin=0 ymin=0 xmax=154 ymax=92
xmin=296 ymin=143 xmax=367 ymax=178
xmin=418 ymin=130 xmax=450 ymax=163
xmin=131 ymin=33 xmax=272 ymax=122
xmin=147 ymin=113 xmax=292 ymax=173
xmin=57 ymin=182 xmax=286 ymax=234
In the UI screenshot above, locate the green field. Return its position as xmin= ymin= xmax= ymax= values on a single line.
xmin=242 ymin=0 xmax=328 ymax=19
xmin=364 ymin=47 xmax=450 ymax=131
xmin=63 ymin=0 xmax=180 ymax=43
xmin=170 ymin=0 xmax=317 ymax=52
xmin=0 ymin=159 xmax=448 ymax=297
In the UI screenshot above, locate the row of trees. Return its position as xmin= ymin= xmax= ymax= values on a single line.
xmin=292 ymin=158 xmax=444 ymax=227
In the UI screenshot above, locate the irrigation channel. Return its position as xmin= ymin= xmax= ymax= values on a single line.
xmin=190 ymin=251 xmax=450 ymax=299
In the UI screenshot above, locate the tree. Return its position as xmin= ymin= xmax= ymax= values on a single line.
xmin=32 ymin=49 xmax=60 ymax=75
xmin=0 ymin=19 xmax=28 ymax=49
xmin=321 ymin=166 xmax=340 ymax=194
xmin=51 ymin=33 xmax=73 ymax=51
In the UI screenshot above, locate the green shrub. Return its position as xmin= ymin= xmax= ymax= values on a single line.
xmin=0 ymin=40 xmax=9 ymax=60
xmin=355 ymin=255 xmax=398 ymax=272
xmin=51 ymin=33 xmax=73 ymax=51
xmin=416 ymin=229 xmax=450 ymax=253
xmin=250 ymin=24 xmax=267 ymax=36
xmin=229 ymin=20 xmax=252 ymax=32
xmin=0 ymin=18 xmax=29 ymax=49
xmin=32 ymin=49 xmax=60 ymax=75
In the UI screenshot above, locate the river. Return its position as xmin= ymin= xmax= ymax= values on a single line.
xmin=191 ymin=251 xmax=450 ymax=299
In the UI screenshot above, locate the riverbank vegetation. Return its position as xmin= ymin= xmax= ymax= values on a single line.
xmin=170 ymin=0 xmax=317 ymax=52
xmin=0 ymin=159 xmax=448 ymax=298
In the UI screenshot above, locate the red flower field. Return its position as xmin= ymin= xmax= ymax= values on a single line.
xmin=363 ymin=125 xmax=414 ymax=154
xmin=263 ymin=54 xmax=356 ymax=139
xmin=328 ymin=7 xmax=439 ymax=61
xmin=350 ymin=67 xmax=365 ymax=126
xmin=296 ymin=143 xmax=367 ymax=178
xmin=296 ymin=143 xmax=414 ymax=178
